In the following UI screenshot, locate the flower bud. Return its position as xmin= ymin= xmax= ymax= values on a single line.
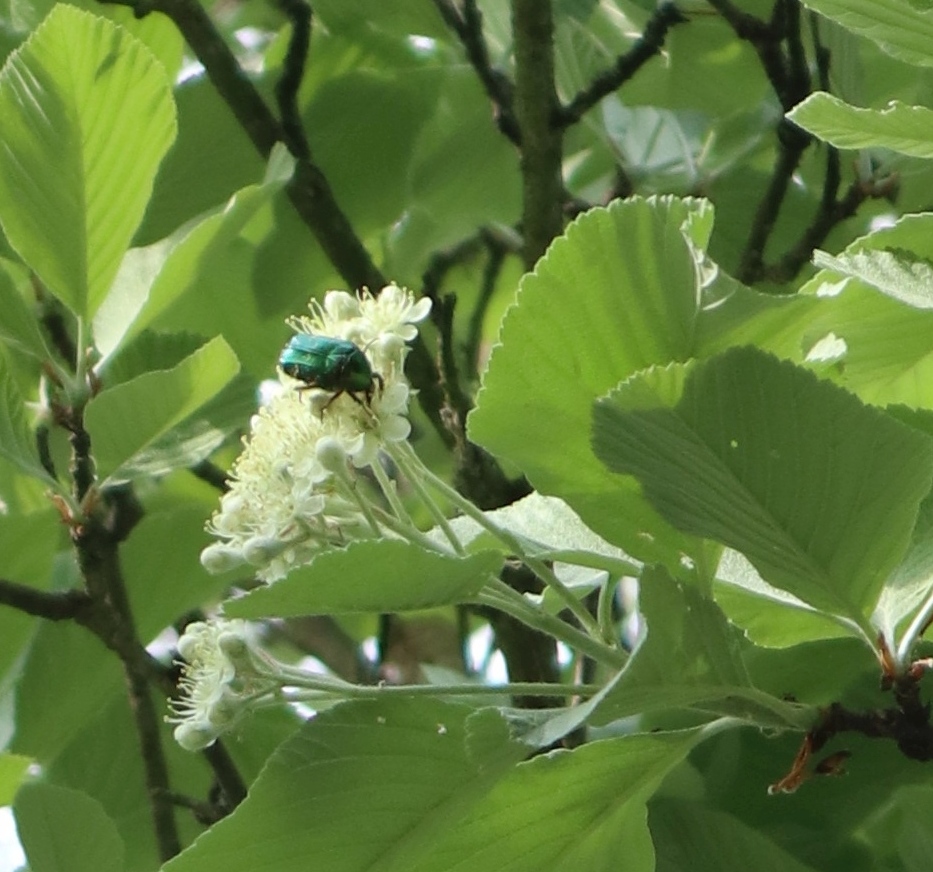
xmin=315 ymin=436 xmax=348 ymax=472
xmin=173 ymin=721 xmax=218 ymax=752
xmin=200 ymin=543 xmax=245 ymax=574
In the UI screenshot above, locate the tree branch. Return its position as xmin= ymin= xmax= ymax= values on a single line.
xmin=735 ymin=119 xmax=810 ymax=285
xmin=273 ymin=0 xmax=313 ymax=161
xmin=0 ymin=579 xmax=89 ymax=620
xmin=556 ymin=2 xmax=686 ymax=127
xmin=511 ymin=0 xmax=564 ymax=268
xmin=103 ymin=0 xmax=382 ymax=291
xmin=433 ymin=0 xmax=520 ymax=144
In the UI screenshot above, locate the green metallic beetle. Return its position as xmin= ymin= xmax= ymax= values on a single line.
xmin=279 ymin=334 xmax=383 ymax=409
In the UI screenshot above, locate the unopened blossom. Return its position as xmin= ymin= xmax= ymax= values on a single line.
xmin=201 ymin=285 xmax=430 ymax=581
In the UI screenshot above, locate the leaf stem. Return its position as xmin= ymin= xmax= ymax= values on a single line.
xmin=480 ymin=578 xmax=626 ymax=669
xmin=390 ymin=442 xmax=604 ymax=639
xmin=897 ymin=588 xmax=933 ymax=666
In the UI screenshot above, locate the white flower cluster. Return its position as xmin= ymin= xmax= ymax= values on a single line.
xmin=200 ymin=285 xmax=431 ymax=582
xmin=168 ymin=620 xmax=277 ymax=751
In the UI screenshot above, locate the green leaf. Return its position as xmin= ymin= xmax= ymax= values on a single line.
xmin=14 ymin=783 xmax=124 ymax=872
xmin=439 ymin=491 xmax=637 ymax=573
xmin=468 ymin=196 xmax=709 ymax=567
xmin=0 ymin=350 xmax=55 ymax=486
xmin=813 ymin=247 xmax=933 ymax=309
xmin=0 ymin=263 xmax=48 ymax=359
xmin=224 ymin=541 xmax=503 ymax=618
xmin=592 ymin=347 xmax=933 ymax=631
xmin=873 ymin=495 xmax=933 ymax=646
xmin=94 ymin=145 xmax=293 ymax=366
xmin=84 ymin=335 xmax=240 ymax=483
xmin=799 ymin=214 xmax=933 ymax=408
xmin=650 ymin=797 xmax=822 ymax=872
xmin=0 ymin=752 xmax=30 ymax=804
xmin=714 ymin=554 xmax=850 ymax=649
xmin=0 ymin=5 xmax=176 ymax=318
xmin=12 ymin=506 xmax=229 ymax=763
xmin=162 ymin=699 xmax=524 ymax=872
xmin=0 ymin=510 xmax=60 ymax=680
xmin=788 ymin=93 xmax=933 ymax=157
xmin=593 ymin=565 xmax=810 ymax=729
xmin=410 ymin=725 xmax=722 ymax=872
xmin=859 ymin=786 xmax=933 ymax=872
xmin=801 ymin=0 xmax=933 ymax=68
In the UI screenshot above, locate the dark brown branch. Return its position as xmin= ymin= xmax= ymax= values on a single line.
xmin=511 ymin=0 xmax=564 ymax=268
xmin=556 ymin=2 xmax=686 ymax=127
xmin=736 ymin=119 xmax=810 ymax=285
xmin=273 ymin=0 xmax=313 ymax=161
xmin=464 ymin=231 xmax=508 ymax=377
xmin=771 ymin=664 xmax=933 ymax=793
xmin=763 ymin=173 xmax=866 ymax=286
xmin=707 ymin=0 xmax=790 ymax=104
xmin=0 ymin=578 xmax=89 ymax=620
xmin=189 ymin=460 xmax=230 ymax=492
xmin=201 ymin=740 xmax=249 ymax=813
xmin=717 ymin=0 xmax=817 ymax=285
xmin=433 ymin=0 xmax=520 ymax=144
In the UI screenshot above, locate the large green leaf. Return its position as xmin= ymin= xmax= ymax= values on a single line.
xmin=0 ymin=350 xmax=55 ymax=486
xmin=0 ymin=5 xmax=176 ymax=319
xmin=801 ymin=0 xmax=933 ymax=68
xmin=162 ymin=699 xmax=525 ymax=872
xmin=592 ymin=347 xmax=933 ymax=633
xmin=650 ymin=798 xmax=822 ymax=872
xmin=714 ymin=551 xmax=851 ymax=649
xmin=788 ymin=93 xmax=933 ymax=158
xmin=94 ymin=146 xmax=294 ymax=366
xmin=14 ymin=783 xmax=124 ymax=872
xmin=468 ymin=196 xmax=709 ymax=567
xmin=0 ymin=753 xmax=30 ymax=804
xmin=0 ymin=263 xmax=48 ymax=359
xmin=593 ymin=565 xmax=810 ymax=729
xmin=224 ymin=541 xmax=502 ymax=617
xmin=84 ymin=336 xmax=240 ymax=484
xmin=410 ymin=725 xmax=722 ymax=872
xmin=798 ymin=214 xmax=933 ymax=409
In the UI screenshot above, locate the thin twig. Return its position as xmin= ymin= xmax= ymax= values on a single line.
xmin=433 ymin=0 xmax=520 ymax=144
xmin=556 ymin=2 xmax=686 ymax=127
xmin=463 ymin=231 xmax=507 ymax=377
xmin=274 ymin=0 xmax=312 ymax=161
xmin=189 ymin=460 xmax=230 ymax=492
xmin=201 ymin=740 xmax=249 ymax=811
xmin=736 ymin=120 xmax=810 ymax=285
xmin=0 ymin=578 xmax=89 ymax=620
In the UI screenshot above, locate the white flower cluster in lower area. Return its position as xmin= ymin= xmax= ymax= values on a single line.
xmin=167 ymin=620 xmax=278 ymax=751
xmin=200 ymin=285 xmax=431 ymax=582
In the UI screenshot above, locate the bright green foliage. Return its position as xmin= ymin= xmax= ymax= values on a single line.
xmin=14 ymin=784 xmax=125 ymax=872
xmin=592 ymin=347 xmax=933 ymax=632
xmin=789 ymin=94 xmax=933 ymax=158
xmin=84 ymin=336 xmax=240 ymax=484
xmin=224 ymin=541 xmax=503 ymax=617
xmin=4 ymin=2 xmax=933 ymax=872
xmin=162 ymin=699 xmax=527 ymax=872
xmin=469 ymin=197 xmax=711 ymax=569
xmin=0 ymin=5 xmax=176 ymax=319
